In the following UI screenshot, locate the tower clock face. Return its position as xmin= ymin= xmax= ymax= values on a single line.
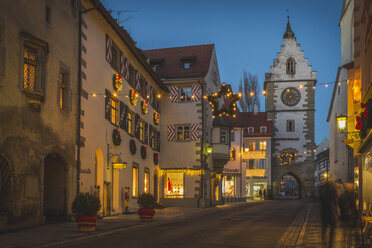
xmin=281 ymin=87 xmax=301 ymax=106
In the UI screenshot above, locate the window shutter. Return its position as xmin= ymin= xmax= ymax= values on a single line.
xmin=191 ymin=123 xmax=199 ymax=141
xmin=151 ymin=87 xmax=156 ymax=105
xmin=105 ymin=89 xmax=111 ymax=121
xmin=169 ymin=86 xmax=179 ymax=102
xmin=124 ymin=58 xmax=129 ymax=81
xmin=134 ymin=113 xmax=140 ymax=139
xmin=120 ymin=52 xmax=125 ymax=76
xmin=156 ymin=131 xmax=160 ymax=152
xmin=123 ymin=104 xmax=129 ymax=132
xmin=135 ymin=70 xmax=141 ymax=92
xmin=144 ymin=122 xmax=149 ymax=145
xmin=191 ymin=84 xmax=201 ymax=101
xmin=105 ymin=35 xmax=112 ymax=63
xmin=143 ymin=80 xmax=148 ymax=99
xmin=119 ymin=101 xmax=126 ymax=130
xmin=167 ymin=124 xmax=175 ymax=141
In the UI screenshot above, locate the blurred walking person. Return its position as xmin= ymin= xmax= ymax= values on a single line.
xmin=319 ymin=182 xmax=338 ymax=247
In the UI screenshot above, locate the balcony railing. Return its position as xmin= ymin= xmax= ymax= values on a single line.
xmin=242 ymin=150 xmax=266 ymax=160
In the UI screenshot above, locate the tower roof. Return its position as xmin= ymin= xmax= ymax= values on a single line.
xmin=283 ymin=16 xmax=295 ymax=39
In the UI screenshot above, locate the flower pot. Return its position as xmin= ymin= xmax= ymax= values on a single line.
xmin=138 ymin=208 xmax=155 ymax=220
xmin=75 ymin=214 xmax=99 ymax=232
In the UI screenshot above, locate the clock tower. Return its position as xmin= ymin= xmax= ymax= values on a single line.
xmin=264 ymin=18 xmax=316 ymax=199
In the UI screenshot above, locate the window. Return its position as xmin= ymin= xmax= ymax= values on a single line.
xmin=132 ymin=165 xmax=138 ymax=198
xmin=110 ymin=43 xmax=119 ymax=70
xmin=230 ymin=131 xmax=235 ymax=141
xmin=222 ymin=175 xmax=235 ymax=197
xmin=248 ymin=127 xmax=254 ymax=134
xmin=150 ymin=128 xmax=156 ymax=149
xmin=260 ymin=126 xmax=267 ymax=133
xmin=165 ymin=173 xmax=184 ymax=198
xmin=220 ymin=130 xmax=228 ymax=144
xmin=139 ymin=120 xmax=144 ymax=142
xmin=286 ymin=120 xmax=295 ymax=132
xmin=230 ymin=147 xmax=236 ymax=160
xmin=144 ymin=169 xmax=150 ymax=194
xmin=110 ymin=98 xmax=119 ymax=126
xmin=127 ymin=111 xmax=133 ymax=135
xmin=248 ymin=141 xmax=255 ymax=151
xmin=183 ymin=62 xmax=191 ymax=70
xmin=23 ymin=46 xmax=39 ymax=91
xmin=259 ymin=141 xmax=267 ymax=151
xmin=177 ymin=125 xmax=190 ymax=141
xmin=129 ymin=65 xmax=135 ymax=87
xmin=59 ymin=68 xmax=69 ymax=110
xmin=180 ymin=87 xmax=192 ymax=102
xmin=248 ymin=159 xmax=255 ymax=169
xmin=286 ymin=58 xmax=295 ymax=74
xmin=259 ymin=159 xmax=266 ymax=169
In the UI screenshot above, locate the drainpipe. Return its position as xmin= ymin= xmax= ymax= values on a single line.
xmin=240 ymin=128 xmax=243 ymax=200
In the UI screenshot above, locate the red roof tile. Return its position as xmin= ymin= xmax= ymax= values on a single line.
xmin=142 ymin=44 xmax=215 ymax=79
xmin=223 ymin=112 xmax=272 ymax=137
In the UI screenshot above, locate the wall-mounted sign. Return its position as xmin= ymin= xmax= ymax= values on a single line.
xmin=113 ymin=162 xmax=127 ymax=170
xmin=223 ymin=168 xmax=240 ymax=174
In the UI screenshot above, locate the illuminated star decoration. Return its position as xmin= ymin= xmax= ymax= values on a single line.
xmin=279 ymin=152 xmax=294 ymax=165
xmin=207 ymin=83 xmax=241 ymax=118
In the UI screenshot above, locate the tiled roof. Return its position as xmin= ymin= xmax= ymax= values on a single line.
xmin=142 ymin=44 xmax=215 ymax=80
xmin=214 ymin=112 xmax=272 ymax=137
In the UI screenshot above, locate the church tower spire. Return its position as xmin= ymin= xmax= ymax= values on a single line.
xmin=283 ymin=16 xmax=295 ymax=39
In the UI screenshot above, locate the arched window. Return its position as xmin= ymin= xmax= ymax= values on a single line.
xmin=286 ymin=58 xmax=295 ymax=74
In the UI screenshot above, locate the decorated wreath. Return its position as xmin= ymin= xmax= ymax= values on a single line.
xmin=141 ymin=100 xmax=148 ymax=115
xmin=141 ymin=146 xmax=147 ymax=159
xmin=112 ymin=128 xmax=121 ymax=146
xmin=207 ymin=83 xmax=241 ymax=118
xmin=113 ymin=73 xmax=123 ymax=92
xmin=279 ymin=152 xmax=294 ymax=165
xmin=129 ymin=139 xmax=136 ymax=154
xmin=153 ymin=112 xmax=159 ymax=126
xmin=153 ymin=153 xmax=159 ymax=165
xmin=129 ymin=89 xmax=138 ymax=106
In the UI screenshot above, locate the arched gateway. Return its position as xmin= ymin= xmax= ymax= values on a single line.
xmin=279 ymin=174 xmax=301 ymax=199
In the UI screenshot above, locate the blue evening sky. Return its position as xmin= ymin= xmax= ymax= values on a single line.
xmin=102 ymin=0 xmax=343 ymax=145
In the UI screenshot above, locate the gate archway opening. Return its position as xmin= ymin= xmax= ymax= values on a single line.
xmin=279 ymin=174 xmax=301 ymax=199
xmin=44 ymin=153 xmax=67 ymax=222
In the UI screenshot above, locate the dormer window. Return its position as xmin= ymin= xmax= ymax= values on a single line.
xmin=152 ymin=64 xmax=160 ymax=72
xmin=248 ymin=127 xmax=254 ymax=134
xmin=183 ymin=62 xmax=191 ymax=70
xmin=260 ymin=126 xmax=267 ymax=133
xmin=286 ymin=58 xmax=295 ymax=74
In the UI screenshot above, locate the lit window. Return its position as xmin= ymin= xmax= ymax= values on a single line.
xmin=110 ymin=98 xmax=119 ymax=126
xmin=260 ymin=127 xmax=267 ymax=133
xmin=248 ymin=159 xmax=255 ymax=169
xmin=259 ymin=141 xmax=267 ymax=151
xmin=180 ymin=87 xmax=192 ymax=102
xmin=248 ymin=127 xmax=254 ymax=134
xmin=150 ymin=128 xmax=156 ymax=149
xmin=132 ymin=166 xmax=138 ymax=197
xmin=248 ymin=141 xmax=255 ymax=151
xmin=177 ymin=125 xmax=190 ymax=141
xmin=165 ymin=173 xmax=184 ymax=198
xmin=286 ymin=58 xmax=295 ymax=74
xmin=222 ymin=175 xmax=235 ymax=196
xmin=139 ymin=120 xmax=144 ymax=142
xmin=59 ymin=69 xmax=69 ymax=110
xmin=144 ymin=169 xmax=150 ymax=194
xmin=230 ymin=147 xmax=236 ymax=160
xmin=23 ymin=46 xmax=38 ymax=91
xmin=127 ymin=112 xmax=133 ymax=135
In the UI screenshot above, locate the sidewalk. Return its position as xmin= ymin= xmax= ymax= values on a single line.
xmin=0 ymin=201 xmax=248 ymax=248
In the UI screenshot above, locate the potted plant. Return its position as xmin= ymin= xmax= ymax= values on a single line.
xmin=137 ymin=193 xmax=156 ymax=220
xmin=72 ymin=193 xmax=101 ymax=232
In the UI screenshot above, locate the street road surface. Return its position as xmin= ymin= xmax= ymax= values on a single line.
xmin=61 ymin=200 xmax=307 ymax=248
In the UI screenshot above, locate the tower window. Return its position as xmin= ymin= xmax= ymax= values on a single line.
xmin=286 ymin=58 xmax=295 ymax=74
xmin=286 ymin=120 xmax=295 ymax=132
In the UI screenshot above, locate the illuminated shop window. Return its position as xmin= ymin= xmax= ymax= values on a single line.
xmin=230 ymin=147 xmax=236 ymax=160
xmin=132 ymin=165 xmax=138 ymax=197
xmin=165 ymin=173 xmax=184 ymax=198
xmin=222 ymin=175 xmax=235 ymax=197
xmin=144 ymin=168 xmax=149 ymax=194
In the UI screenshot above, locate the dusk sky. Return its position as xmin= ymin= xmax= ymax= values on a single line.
xmin=102 ymin=0 xmax=343 ymax=145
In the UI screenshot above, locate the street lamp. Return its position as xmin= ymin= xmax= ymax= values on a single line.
xmin=336 ymin=114 xmax=347 ymax=133
xmin=206 ymin=146 xmax=213 ymax=156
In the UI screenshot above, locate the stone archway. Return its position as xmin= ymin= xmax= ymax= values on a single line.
xmin=0 ymin=154 xmax=13 ymax=212
xmin=278 ymin=173 xmax=301 ymax=199
xmin=43 ymin=153 xmax=67 ymax=221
